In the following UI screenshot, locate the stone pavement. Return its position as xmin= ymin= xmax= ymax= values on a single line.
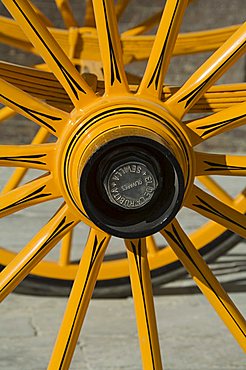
xmin=0 ymin=240 xmax=246 ymax=370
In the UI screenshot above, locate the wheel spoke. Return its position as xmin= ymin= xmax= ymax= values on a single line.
xmin=165 ymin=22 xmax=246 ymax=119
xmin=196 ymin=152 xmax=246 ymax=176
xmin=162 ymin=219 xmax=246 ymax=351
xmin=122 ymin=11 xmax=162 ymax=37
xmin=59 ymin=230 xmax=73 ymax=266
xmin=0 ymin=174 xmax=60 ymax=219
xmin=2 ymin=0 xmax=95 ymax=107
xmin=92 ymin=0 xmax=129 ymax=95
xmin=84 ymin=0 xmax=95 ymax=27
xmin=0 ymin=106 xmax=16 ymax=123
xmin=0 ymin=77 xmax=68 ymax=136
xmin=1 ymin=127 xmax=50 ymax=194
xmin=146 ymin=236 xmax=159 ymax=255
xmin=48 ymin=229 xmax=110 ymax=370
xmin=0 ymin=204 xmax=78 ymax=301
xmin=0 ymin=143 xmax=56 ymax=171
xmin=197 ymin=176 xmax=233 ymax=205
xmin=55 ymin=0 xmax=78 ymax=28
xmin=138 ymin=0 xmax=188 ymax=99
xmin=115 ymin=0 xmax=130 ymax=20
xmin=189 ymin=101 xmax=246 ymax=144
xmin=125 ymin=238 xmax=163 ymax=370
xmin=185 ymin=185 xmax=246 ymax=238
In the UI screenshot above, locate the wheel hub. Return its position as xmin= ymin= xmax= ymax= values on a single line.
xmin=59 ymin=99 xmax=194 ymax=238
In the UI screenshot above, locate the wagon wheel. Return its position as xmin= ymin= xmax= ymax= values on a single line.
xmin=0 ymin=0 xmax=246 ymax=368
xmin=0 ymin=0 xmax=245 ymax=298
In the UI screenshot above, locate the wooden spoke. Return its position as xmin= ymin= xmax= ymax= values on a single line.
xmin=30 ymin=3 xmax=54 ymax=27
xmin=59 ymin=230 xmax=73 ymax=266
xmin=48 ymin=229 xmax=110 ymax=370
xmin=146 ymin=236 xmax=159 ymax=255
xmin=189 ymin=101 xmax=246 ymax=144
xmin=0 ymin=143 xmax=56 ymax=171
xmin=166 ymin=22 xmax=246 ymax=119
xmin=125 ymin=238 xmax=163 ymax=370
xmin=1 ymin=127 xmax=50 ymax=194
xmin=55 ymin=0 xmax=78 ymax=28
xmin=122 ymin=11 xmax=162 ymax=37
xmin=185 ymin=185 xmax=246 ymax=239
xmin=92 ymin=0 xmax=129 ymax=95
xmin=196 ymin=152 xmax=246 ymax=176
xmin=0 ymin=106 xmax=16 ymax=123
xmin=197 ymin=176 xmax=233 ymax=205
xmin=0 ymin=204 xmax=78 ymax=302
xmin=162 ymin=219 xmax=246 ymax=351
xmin=0 ymin=77 xmax=68 ymax=136
xmin=138 ymin=0 xmax=188 ymax=99
xmin=84 ymin=0 xmax=95 ymax=27
xmin=115 ymin=0 xmax=130 ymax=20
xmin=0 ymin=174 xmax=60 ymax=219
xmin=2 ymin=0 xmax=95 ymax=107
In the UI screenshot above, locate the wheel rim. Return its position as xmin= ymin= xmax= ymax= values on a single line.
xmin=0 ymin=1 xmax=246 ymax=368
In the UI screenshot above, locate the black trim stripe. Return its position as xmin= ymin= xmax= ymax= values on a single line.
xmin=0 ymin=154 xmax=47 ymax=166
xmin=131 ymin=240 xmax=156 ymax=370
xmin=196 ymin=113 xmax=246 ymax=138
xmin=0 ymin=92 xmax=61 ymax=133
xmin=192 ymin=194 xmax=246 ymax=231
xmin=0 ymin=215 xmax=74 ymax=294
xmin=165 ymin=223 xmax=246 ymax=338
xmin=0 ymin=185 xmax=52 ymax=214
xmin=59 ymin=235 xmax=106 ymax=369
xmin=147 ymin=0 xmax=180 ymax=90
xmin=12 ymin=0 xmax=86 ymax=99
xmin=102 ymin=0 xmax=121 ymax=86
xmin=203 ymin=160 xmax=246 ymax=172
xmin=178 ymin=40 xmax=246 ymax=108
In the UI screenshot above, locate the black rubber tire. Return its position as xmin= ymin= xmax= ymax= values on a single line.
xmin=0 ymin=230 xmax=241 ymax=298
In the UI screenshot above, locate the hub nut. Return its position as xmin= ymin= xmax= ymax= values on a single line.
xmin=104 ymin=161 xmax=158 ymax=210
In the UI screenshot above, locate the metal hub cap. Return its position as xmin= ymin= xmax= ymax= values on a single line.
xmin=105 ymin=161 xmax=158 ymax=210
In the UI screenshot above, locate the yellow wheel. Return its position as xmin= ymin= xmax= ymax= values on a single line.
xmin=0 ymin=1 xmax=246 ymax=367
xmin=0 ymin=0 xmax=245 ymax=298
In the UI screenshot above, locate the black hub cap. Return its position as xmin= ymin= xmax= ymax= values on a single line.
xmin=80 ymin=136 xmax=185 ymax=238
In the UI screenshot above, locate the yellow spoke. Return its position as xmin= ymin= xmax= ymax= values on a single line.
xmin=185 ymin=185 xmax=246 ymax=238
xmin=55 ymin=0 xmax=78 ymax=28
xmin=115 ymin=0 xmax=130 ymax=20
xmin=2 ymin=0 xmax=95 ymax=107
xmin=48 ymin=229 xmax=110 ymax=370
xmin=59 ymin=230 xmax=73 ymax=266
xmin=189 ymin=101 xmax=246 ymax=144
xmin=0 ymin=174 xmax=60 ymax=219
xmin=197 ymin=176 xmax=233 ymax=205
xmin=0 ymin=143 xmax=56 ymax=171
xmin=1 ymin=127 xmax=50 ymax=194
xmin=84 ymin=0 xmax=95 ymax=27
xmin=196 ymin=152 xmax=246 ymax=177
xmin=138 ymin=0 xmax=188 ymax=99
xmin=146 ymin=236 xmax=159 ymax=255
xmin=0 ymin=106 xmax=16 ymax=123
xmin=0 ymin=77 xmax=68 ymax=136
xmin=162 ymin=219 xmax=246 ymax=351
xmin=125 ymin=238 xmax=163 ymax=370
xmin=30 ymin=2 xmax=54 ymax=27
xmin=0 ymin=204 xmax=78 ymax=302
xmin=166 ymin=22 xmax=246 ymax=119
xmin=122 ymin=11 xmax=162 ymax=37
xmin=92 ymin=0 xmax=129 ymax=95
